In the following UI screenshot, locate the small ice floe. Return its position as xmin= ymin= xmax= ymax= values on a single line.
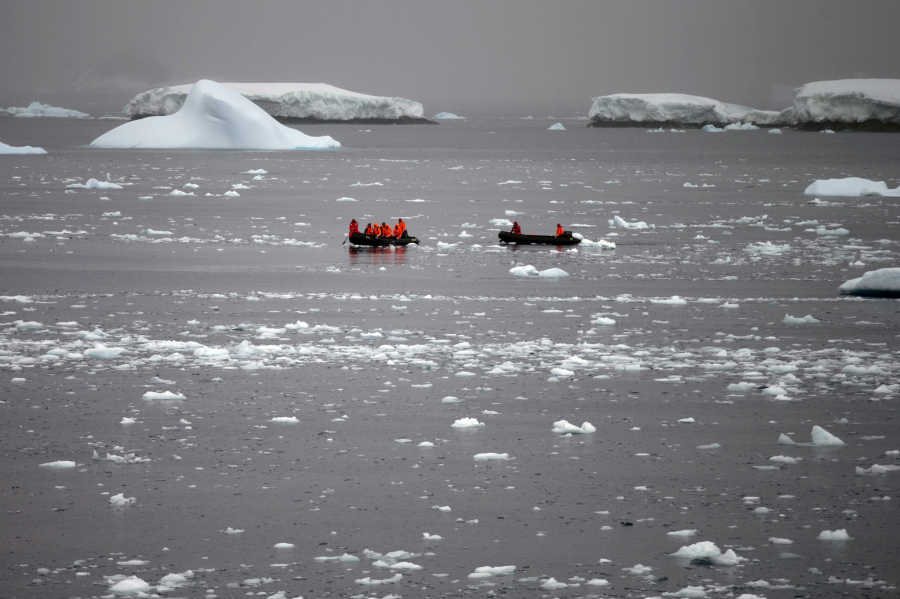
xmin=839 ymin=267 xmax=900 ymax=297
xmin=572 ymin=234 xmax=616 ymax=248
xmin=668 ymin=529 xmax=698 ymax=537
xmin=452 ymin=417 xmax=484 ymax=428
xmin=242 ymin=169 xmax=268 ymax=174
xmin=93 ymin=450 xmax=150 ymax=464
xmin=817 ymin=529 xmax=850 ymax=541
xmin=84 ymin=343 xmax=126 ymax=359
xmin=39 ymin=460 xmax=77 ymax=468
xmin=0 ymin=140 xmax=46 ymax=154
xmin=779 ymin=425 xmax=845 ymax=446
xmin=271 ymin=416 xmax=299 ymax=424
xmin=157 ymin=570 xmax=193 ymax=589
xmin=66 ymin=178 xmax=123 ymax=190
xmin=671 ymin=541 xmax=745 ymax=565
xmin=769 ymin=455 xmax=802 ymax=464
xmin=142 ymin=391 xmax=186 ymax=400
xmin=651 ymin=296 xmax=687 ymax=305
xmin=314 ymin=553 xmax=360 ymax=562
xmin=418 ymin=441 xmax=434 ymax=447
xmin=473 ymin=453 xmax=511 ymax=461
xmin=725 ymin=122 xmax=759 ymax=130
xmin=769 ymin=128 xmax=782 ymax=134
xmin=108 ymin=575 xmax=150 ymax=595
xmin=702 ymin=124 xmax=726 ymax=132
xmin=552 ymin=420 xmax=596 ymax=434
xmin=609 ymin=215 xmax=651 ymax=229
xmin=677 ymin=417 xmax=695 ymax=424
xmin=540 ymin=578 xmax=571 ymax=590
xmin=768 ymin=537 xmax=793 ymax=544
xmin=591 ymin=316 xmax=616 ymax=325
xmin=224 ymin=527 xmax=245 ymax=534
xmin=356 ymin=573 xmax=403 ymax=585
xmin=697 ymin=443 xmax=721 ymax=449
xmin=548 ymin=123 xmax=566 ymax=130
xmin=490 ymin=218 xmax=513 ymax=226
xmin=856 ymin=464 xmax=900 ymax=475
xmin=442 ymin=396 xmax=461 ymax=403
xmin=223 ymin=190 xmax=240 ymax=197
xmin=109 ymin=493 xmax=136 ymax=507
xmin=815 ymin=226 xmax=849 ymax=236
xmin=744 ymin=241 xmax=790 ymax=255
xmin=509 ymin=265 xmax=569 ymax=278
xmin=423 ymin=533 xmax=442 ymax=540
xmin=434 ymin=112 xmax=465 ymax=119
xmin=626 ymin=564 xmax=653 ymax=575
xmin=119 ymin=417 xmax=137 ymax=425
xmin=783 ymin=314 xmax=820 ymax=324
xmin=274 ymin=542 xmax=295 ymax=549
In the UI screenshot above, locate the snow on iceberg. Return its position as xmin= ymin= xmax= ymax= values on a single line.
xmin=588 ymin=93 xmax=784 ymax=127
xmin=803 ymin=177 xmax=900 ymax=197
xmin=839 ymin=267 xmax=900 ymax=298
xmin=0 ymin=140 xmax=47 ymax=154
xmin=125 ymin=82 xmax=428 ymax=122
xmin=92 ymin=80 xmax=340 ymax=150
xmin=790 ymin=79 xmax=900 ymax=130
xmin=434 ymin=112 xmax=465 ymax=119
xmin=2 ymin=102 xmax=89 ymax=118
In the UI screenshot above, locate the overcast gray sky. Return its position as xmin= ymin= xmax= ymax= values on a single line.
xmin=2 ymin=0 xmax=898 ymax=113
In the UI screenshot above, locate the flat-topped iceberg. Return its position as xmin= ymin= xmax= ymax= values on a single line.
xmin=791 ymin=79 xmax=900 ymax=130
xmin=126 ymin=82 xmax=430 ymax=123
xmin=588 ymin=93 xmax=784 ymax=128
xmin=804 ymin=177 xmax=900 ymax=197
xmin=0 ymin=140 xmax=47 ymax=154
xmin=839 ymin=267 xmax=900 ymax=298
xmin=91 ymin=80 xmax=340 ymax=150
xmin=434 ymin=112 xmax=465 ymax=120
xmin=2 ymin=102 xmax=89 ymax=118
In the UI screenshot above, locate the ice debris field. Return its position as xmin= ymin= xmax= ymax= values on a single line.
xmin=1 ymin=115 xmax=899 ymax=598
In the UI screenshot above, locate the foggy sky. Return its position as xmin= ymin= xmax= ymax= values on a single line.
xmin=2 ymin=0 xmax=899 ymax=114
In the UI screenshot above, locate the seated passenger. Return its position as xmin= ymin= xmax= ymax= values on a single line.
xmin=393 ymin=224 xmax=402 ymax=238
xmin=398 ymin=218 xmax=407 ymax=237
xmin=365 ymin=223 xmax=373 ymax=235
xmin=556 ymin=223 xmax=564 ymax=237
xmin=381 ymin=222 xmax=392 ymax=238
xmin=510 ymin=221 xmax=522 ymax=235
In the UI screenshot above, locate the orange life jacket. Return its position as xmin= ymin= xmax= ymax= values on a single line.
xmin=557 ymin=225 xmax=564 ymax=236
xmin=382 ymin=224 xmax=391 ymax=237
xmin=393 ymin=225 xmax=402 ymax=238
xmin=398 ymin=220 xmax=407 ymax=234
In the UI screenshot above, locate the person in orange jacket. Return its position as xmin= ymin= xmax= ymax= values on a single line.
xmin=510 ymin=221 xmax=522 ymax=235
xmin=364 ymin=223 xmax=373 ymax=235
xmin=398 ymin=218 xmax=407 ymax=237
xmin=556 ymin=223 xmax=564 ymax=237
xmin=349 ymin=219 xmax=359 ymax=235
xmin=381 ymin=222 xmax=392 ymax=238
xmin=393 ymin=223 xmax=402 ymax=238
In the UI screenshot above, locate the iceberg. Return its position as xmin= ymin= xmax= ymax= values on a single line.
xmin=0 ymin=140 xmax=47 ymax=155
xmin=125 ymin=81 xmax=431 ymax=123
xmin=804 ymin=177 xmax=900 ymax=197
xmin=434 ymin=112 xmax=465 ymax=120
xmin=839 ymin=267 xmax=900 ymax=298
xmin=588 ymin=93 xmax=784 ymax=128
xmin=790 ymin=79 xmax=900 ymax=131
xmin=91 ymin=80 xmax=340 ymax=150
xmin=1 ymin=101 xmax=89 ymax=118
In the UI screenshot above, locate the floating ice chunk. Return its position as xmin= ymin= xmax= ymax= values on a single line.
xmin=434 ymin=112 xmax=465 ymax=119
xmin=842 ymin=365 xmax=882 ymax=375
xmin=626 ymin=564 xmax=653 ymax=575
xmin=697 ymin=443 xmax=721 ymax=449
xmin=587 ymin=578 xmax=609 ymax=586
xmin=769 ymin=128 xmax=782 ymax=134
xmin=93 ymin=80 xmax=340 ymax=149
xmin=703 ymin=124 xmax=726 ymax=132
xmin=678 ymin=417 xmax=695 ymax=424
xmin=856 ymin=464 xmax=900 ymax=475
xmin=550 ymin=367 xmax=575 ymax=377
xmin=423 ymin=533 xmax=442 ymax=540
xmin=762 ymin=386 xmax=787 ymax=396
xmin=539 ymin=267 xmax=569 ymax=278
xmin=158 ymin=571 xmax=193 ymax=589
xmin=609 ymin=215 xmax=650 ymax=229
xmin=66 ymin=178 xmax=123 ymax=190
xmin=224 ymin=527 xmax=245 ymax=534
xmin=548 ymin=123 xmax=566 ymax=130
xmin=143 ymin=391 xmax=186 ymax=400
xmin=441 ymin=396 xmax=461 ymax=403
xmin=783 ymin=314 xmax=820 ymax=324
xmin=109 ymin=575 xmax=150 ymax=595
xmin=109 ymin=493 xmax=136 ymax=507
xmin=671 ymin=541 xmax=722 ymax=559
xmin=818 ymin=529 xmax=850 ymax=541
xmin=119 ymin=417 xmax=137 ymax=425
xmin=668 ymin=529 xmax=698 ymax=537
xmin=0 ymin=140 xmax=47 ymax=154
xmin=779 ymin=425 xmax=844 ymax=446
xmin=509 ymin=264 xmax=568 ymax=278
xmin=591 ymin=316 xmax=616 ymax=325
xmin=490 ymin=218 xmax=513 ymax=226
xmin=418 ymin=441 xmax=434 ymax=447
xmin=745 ymin=241 xmax=790 ymax=255
xmin=651 ymin=296 xmax=688 ymax=305
xmin=769 ymin=455 xmax=802 ymax=464
xmin=724 ymin=122 xmax=759 ymax=130
xmin=552 ymin=420 xmax=596 ymax=434
xmin=768 ymin=537 xmax=793 ymax=544
xmin=451 ymin=417 xmax=484 ymax=428
xmin=355 ymin=573 xmax=402 ymax=585
xmin=271 ymin=416 xmax=299 ymax=424
xmin=839 ymin=267 xmax=900 ymax=297
xmin=473 ymin=453 xmax=511 ymax=461
xmin=541 ymin=578 xmax=569 ymax=590
xmin=804 ymin=177 xmax=900 ymax=197
xmin=84 ymin=343 xmax=126 ymax=359
xmin=39 ymin=460 xmax=76 ymax=468
xmin=728 ymin=382 xmax=755 ymax=391
xmin=274 ymin=542 xmax=295 ymax=549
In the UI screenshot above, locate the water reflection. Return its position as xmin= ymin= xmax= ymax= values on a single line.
xmin=348 ymin=246 xmax=408 ymax=267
